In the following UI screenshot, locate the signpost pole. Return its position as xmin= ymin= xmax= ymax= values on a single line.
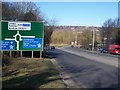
xmin=10 ymin=51 xmax=12 ymax=58
xmin=32 ymin=51 xmax=33 ymax=58
xmin=40 ymin=51 xmax=42 ymax=59
xmin=1 ymin=51 xmax=3 ymax=59
xmin=92 ymin=29 xmax=95 ymax=51
xmin=20 ymin=51 xmax=22 ymax=57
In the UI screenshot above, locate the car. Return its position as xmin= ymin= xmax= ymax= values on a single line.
xmin=71 ymin=45 xmax=74 ymax=47
xmin=99 ymin=48 xmax=108 ymax=53
xmin=109 ymin=44 xmax=120 ymax=54
xmin=51 ymin=46 xmax=55 ymax=49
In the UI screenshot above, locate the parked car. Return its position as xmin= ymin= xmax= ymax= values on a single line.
xmin=109 ymin=44 xmax=120 ymax=54
xmin=51 ymin=46 xmax=55 ymax=49
xmin=99 ymin=48 xmax=108 ymax=53
xmin=71 ymin=45 xmax=74 ymax=47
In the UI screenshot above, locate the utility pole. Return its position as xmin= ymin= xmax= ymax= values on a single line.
xmin=92 ymin=29 xmax=95 ymax=51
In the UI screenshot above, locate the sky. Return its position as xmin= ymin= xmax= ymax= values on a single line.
xmin=5 ymin=0 xmax=120 ymax=2
xmin=35 ymin=2 xmax=118 ymax=26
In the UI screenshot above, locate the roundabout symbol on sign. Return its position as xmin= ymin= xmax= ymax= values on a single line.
xmin=5 ymin=31 xmax=35 ymax=50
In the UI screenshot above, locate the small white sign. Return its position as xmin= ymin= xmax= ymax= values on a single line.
xmin=71 ymin=42 xmax=74 ymax=45
xmin=8 ymin=22 xmax=31 ymax=30
xmin=75 ymin=41 xmax=77 ymax=44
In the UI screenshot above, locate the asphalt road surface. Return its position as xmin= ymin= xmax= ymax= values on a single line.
xmin=47 ymin=47 xmax=119 ymax=89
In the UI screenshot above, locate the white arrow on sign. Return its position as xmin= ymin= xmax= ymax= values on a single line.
xmin=38 ymin=43 xmax=41 ymax=48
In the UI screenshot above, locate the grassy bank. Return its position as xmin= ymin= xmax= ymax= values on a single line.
xmin=2 ymin=58 xmax=66 ymax=89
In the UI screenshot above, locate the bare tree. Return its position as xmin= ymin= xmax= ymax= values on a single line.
xmin=100 ymin=18 xmax=120 ymax=50
xmin=23 ymin=11 xmax=37 ymax=21
xmin=2 ymin=2 xmax=13 ymax=20
xmin=113 ymin=18 xmax=120 ymax=45
xmin=2 ymin=2 xmax=42 ymax=21
xmin=101 ymin=19 xmax=115 ymax=50
xmin=44 ymin=25 xmax=55 ymax=46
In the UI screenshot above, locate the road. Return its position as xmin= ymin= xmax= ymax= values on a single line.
xmin=59 ymin=47 xmax=119 ymax=67
xmin=47 ymin=47 xmax=119 ymax=88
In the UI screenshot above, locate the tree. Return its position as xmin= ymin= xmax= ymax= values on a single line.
xmin=100 ymin=19 xmax=115 ymax=49
xmin=2 ymin=2 xmax=14 ymax=20
xmin=23 ymin=11 xmax=37 ymax=21
xmin=44 ymin=18 xmax=58 ymax=46
xmin=51 ymin=30 xmax=77 ymax=45
xmin=100 ymin=18 xmax=120 ymax=50
xmin=80 ymin=29 xmax=92 ymax=49
xmin=115 ymin=29 xmax=120 ymax=44
xmin=2 ymin=2 xmax=41 ymax=21
xmin=44 ymin=26 xmax=54 ymax=46
xmin=114 ymin=18 xmax=120 ymax=45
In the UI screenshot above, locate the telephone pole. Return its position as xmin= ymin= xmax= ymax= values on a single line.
xmin=92 ymin=29 xmax=95 ymax=51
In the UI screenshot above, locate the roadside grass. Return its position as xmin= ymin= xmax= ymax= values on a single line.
xmin=2 ymin=58 xmax=66 ymax=89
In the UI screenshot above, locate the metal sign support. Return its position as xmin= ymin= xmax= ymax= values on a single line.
xmin=10 ymin=51 xmax=12 ymax=58
xmin=40 ymin=51 xmax=42 ymax=59
xmin=32 ymin=51 xmax=33 ymax=58
xmin=20 ymin=51 xmax=22 ymax=57
xmin=0 ymin=51 xmax=3 ymax=59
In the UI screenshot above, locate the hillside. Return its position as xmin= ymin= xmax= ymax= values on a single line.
xmin=54 ymin=26 xmax=102 ymax=32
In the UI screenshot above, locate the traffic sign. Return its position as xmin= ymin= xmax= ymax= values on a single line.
xmin=23 ymin=38 xmax=42 ymax=49
xmin=8 ymin=22 xmax=31 ymax=30
xmin=1 ymin=21 xmax=44 ymax=51
xmin=2 ymin=40 xmax=15 ymax=50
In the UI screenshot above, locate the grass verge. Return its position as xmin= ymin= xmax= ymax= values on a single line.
xmin=2 ymin=58 xmax=66 ymax=89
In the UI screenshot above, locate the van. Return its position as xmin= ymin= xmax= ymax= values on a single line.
xmin=109 ymin=44 xmax=120 ymax=54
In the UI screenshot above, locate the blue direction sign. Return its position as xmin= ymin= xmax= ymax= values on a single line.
xmin=23 ymin=38 xmax=42 ymax=49
xmin=2 ymin=40 xmax=15 ymax=50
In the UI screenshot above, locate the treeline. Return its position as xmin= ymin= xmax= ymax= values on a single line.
xmin=51 ymin=29 xmax=101 ymax=50
xmin=51 ymin=31 xmax=77 ymax=44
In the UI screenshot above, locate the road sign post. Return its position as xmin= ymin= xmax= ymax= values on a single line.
xmin=32 ymin=51 xmax=33 ymax=58
xmin=1 ymin=21 xmax=44 ymax=58
xmin=40 ymin=51 xmax=42 ymax=59
xmin=20 ymin=51 xmax=22 ymax=57
xmin=10 ymin=51 xmax=12 ymax=58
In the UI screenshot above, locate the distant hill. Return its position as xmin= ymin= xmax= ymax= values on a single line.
xmin=54 ymin=26 xmax=102 ymax=32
